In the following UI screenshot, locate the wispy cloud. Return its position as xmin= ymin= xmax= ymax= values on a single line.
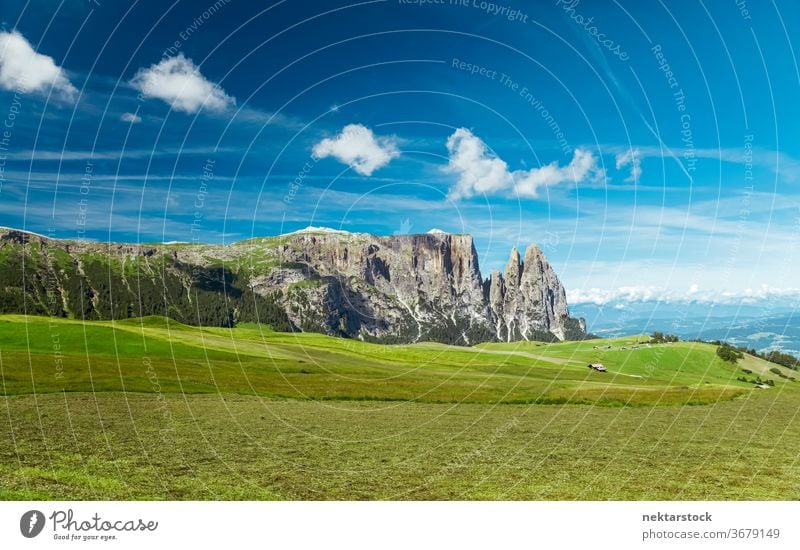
xmin=120 ymin=112 xmax=142 ymax=124
xmin=622 ymin=144 xmax=800 ymax=184
xmin=615 ymin=148 xmax=641 ymax=182
xmin=2 ymin=145 xmax=239 ymax=161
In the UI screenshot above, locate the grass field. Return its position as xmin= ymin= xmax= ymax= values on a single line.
xmin=0 ymin=314 xmax=799 ymax=499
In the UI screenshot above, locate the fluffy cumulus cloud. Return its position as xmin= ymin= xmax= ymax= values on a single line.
xmin=444 ymin=128 xmax=513 ymax=198
xmin=0 ymin=30 xmax=77 ymax=99
xmin=615 ymin=148 xmax=642 ymax=182
xmin=312 ymin=124 xmax=399 ymax=176
xmin=444 ymin=128 xmax=604 ymax=200
xmin=130 ymin=54 xmax=234 ymax=113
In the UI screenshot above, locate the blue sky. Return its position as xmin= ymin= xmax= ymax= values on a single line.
xmin=1 ymin=0 xmax=799 ymax=306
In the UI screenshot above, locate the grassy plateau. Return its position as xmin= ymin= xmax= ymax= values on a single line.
xmin=0 ymin=314 xmax=798 ymax=499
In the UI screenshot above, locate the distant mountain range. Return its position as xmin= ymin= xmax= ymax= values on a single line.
xmin=0 ymin=227 xmax=586 ymax=345
xmin=573 ymin=301 xmax=800 ymax=354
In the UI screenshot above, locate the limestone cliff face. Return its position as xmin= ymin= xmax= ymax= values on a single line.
xmin=487 ymin=244 xmax=575 ymax=341
xmin=0 ymin=227 xmax=585 ymax=344
xmin=253 ymin=230 xmax=584 ymax=343
xmin=259 ymin=232 xmax=491 ymax=343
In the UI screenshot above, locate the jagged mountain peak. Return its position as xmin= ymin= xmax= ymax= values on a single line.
xmin=523 ymin=242 xmax=544 ymax=258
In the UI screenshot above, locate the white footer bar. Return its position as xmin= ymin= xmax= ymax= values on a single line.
xmin=1 ymin=501 xmax=796 ymax=549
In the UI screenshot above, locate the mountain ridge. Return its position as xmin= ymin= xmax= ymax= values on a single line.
xmin=0 ymin=226 xmax=586 ymax=345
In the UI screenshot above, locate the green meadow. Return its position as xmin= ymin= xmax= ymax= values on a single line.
xmin=1 ymin=314 xmax=798 ymax=499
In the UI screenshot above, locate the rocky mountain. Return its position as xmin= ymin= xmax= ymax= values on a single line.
xmin=0 ymin=226 xmax=586 ymax=344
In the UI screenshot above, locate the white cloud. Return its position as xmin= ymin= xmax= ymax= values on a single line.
xmin=130 ymin=53 xmax=234 ymax=113
xmin=515 ymin=148 xmax=604 ymax=197
xmin=615 ymin=148 xmax=642 ymax=182
xmin=567 ymin=286 xmax=667 ymax=305
xmin=567 ymin=285 xmax=800 ymax=306
xmin=0 ymin=30 xmax=77 ymax=99
xmin=120 ymin=112 xmax=142 ymax=124
xmin=444 ymin=128 xmax=604 ymax=199
xmin=312 ymin=124 xmax=399 ymax=176
xmin=615 ymin=144 xmax=800 ymax=184
xmin=444 ymin=128 xmax=513 ymax=199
